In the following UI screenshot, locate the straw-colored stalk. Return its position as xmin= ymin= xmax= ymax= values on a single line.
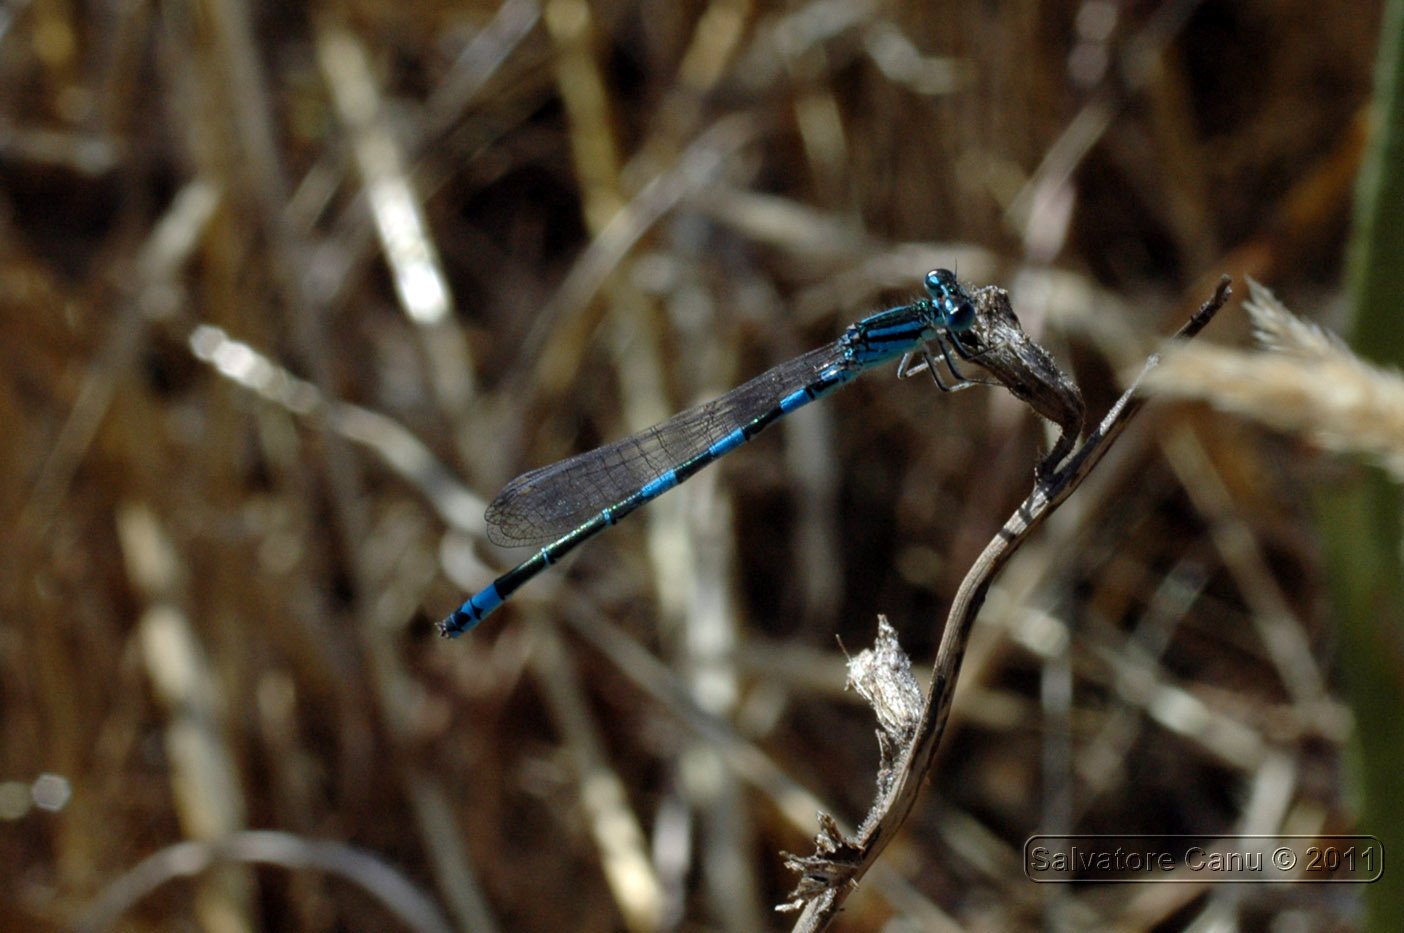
xmin=1143 ymin=279 xmax=1404 ymax=480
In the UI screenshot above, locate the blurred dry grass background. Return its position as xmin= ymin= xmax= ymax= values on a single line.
xmin=0 ymin=0 xmax=1386 ymax=930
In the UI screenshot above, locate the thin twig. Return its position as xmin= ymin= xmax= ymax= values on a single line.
xmin=781 ymin=277 xmax=1233 ymax=930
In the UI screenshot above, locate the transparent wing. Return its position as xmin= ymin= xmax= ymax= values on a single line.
xmin=485 ymin=343 xmax=845 ymax=546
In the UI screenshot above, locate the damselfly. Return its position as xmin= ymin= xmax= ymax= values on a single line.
xmin=440 ymin=269 xmax=982 ymax=636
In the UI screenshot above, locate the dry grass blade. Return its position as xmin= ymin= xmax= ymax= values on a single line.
xmin=1144 ymin=278 xmax=1404 ymax=480
xmin=77 ymin=831 xmax=453 ymax=933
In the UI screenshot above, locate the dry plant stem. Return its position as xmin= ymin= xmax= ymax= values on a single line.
xmin=964 ymin=283 xmax=1088 ymax=475
xmin=783 ymin=277 xmax=1232 ymax=931
xmin=76 ymin=830 xmax=452 ymax=933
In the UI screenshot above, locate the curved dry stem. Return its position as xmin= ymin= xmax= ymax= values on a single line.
xmin=76 ymin=830 xmax=454 ymax=933
xmin=781 ymin=277 xmax=1233 ymax=930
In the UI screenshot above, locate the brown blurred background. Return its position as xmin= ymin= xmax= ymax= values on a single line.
xmin=0 ymin=0 xmax=1386 ymax=929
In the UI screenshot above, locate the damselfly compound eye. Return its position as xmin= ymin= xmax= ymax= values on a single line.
xmin=946 ymin=300 xmax=975 ymax=332
xmin=924 ymin=268 xmax=957 ymax=299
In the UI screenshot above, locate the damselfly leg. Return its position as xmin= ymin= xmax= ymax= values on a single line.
xmin=897 ymin=331 xmax=1000 ymax=392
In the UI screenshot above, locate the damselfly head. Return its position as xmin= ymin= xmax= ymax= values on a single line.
xmin=924 ymin=268 xmax=975 ymax=332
